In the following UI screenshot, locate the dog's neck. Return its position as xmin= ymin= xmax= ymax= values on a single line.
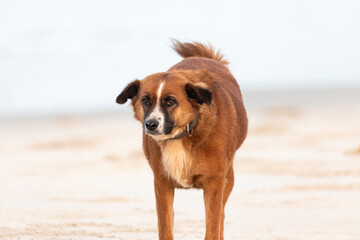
xmin=169 ymin=115 xmax=199 ymax=140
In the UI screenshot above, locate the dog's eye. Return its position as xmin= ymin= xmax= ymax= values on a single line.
xmin=165 ymin=98 xmax=177 ymax=107
xmin=141 ymin=96 xmax=150 ymax=107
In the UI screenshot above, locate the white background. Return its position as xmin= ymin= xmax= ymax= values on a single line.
xmin=1 ymin=0 xmax=359 ymax=116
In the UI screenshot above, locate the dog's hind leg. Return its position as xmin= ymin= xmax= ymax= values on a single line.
xmin=154 ymin=178 xmax=175 ymax=240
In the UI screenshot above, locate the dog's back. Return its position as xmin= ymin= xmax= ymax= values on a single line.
xmin=169 ymin=40 xmax=248 ymax=148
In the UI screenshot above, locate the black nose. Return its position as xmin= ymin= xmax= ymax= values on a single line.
xmin=145 ymin=120 xmax=159 ymax=131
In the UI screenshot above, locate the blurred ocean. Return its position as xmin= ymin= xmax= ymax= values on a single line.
xmin=0 ymin=0 xmax=359 ymax=117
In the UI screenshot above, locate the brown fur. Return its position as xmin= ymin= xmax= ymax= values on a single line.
xmin=117 ymin=40 xmax=248 ymax=240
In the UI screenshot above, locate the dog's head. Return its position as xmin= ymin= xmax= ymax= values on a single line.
xmin=116 ymin=71 xmax=212 ymax=141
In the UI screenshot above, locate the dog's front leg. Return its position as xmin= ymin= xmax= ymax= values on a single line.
xmin=203 ymin=177 xmax=225 ymax=240
xmin=154 ymin=177 xmax=175 ymax=240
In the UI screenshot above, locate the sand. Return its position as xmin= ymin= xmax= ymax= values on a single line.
xmin=1 ymin=88 xmax=360 ymax=239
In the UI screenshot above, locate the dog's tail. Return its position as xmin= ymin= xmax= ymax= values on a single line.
xmin=171 ymin=39 xmax=228 ymax=65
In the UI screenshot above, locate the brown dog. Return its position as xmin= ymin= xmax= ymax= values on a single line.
xmin=116 ymin=40 xmax=248 ymax=240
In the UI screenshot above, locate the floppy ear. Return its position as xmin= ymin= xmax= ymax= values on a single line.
xmin=185 ymin=83 xmax=212 ymax=105
xmin=116 ymin=80 xmax=140 ymax=104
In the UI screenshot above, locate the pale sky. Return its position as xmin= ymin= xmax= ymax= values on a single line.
xmin=0 ymin=0 xmax=359 ymax=116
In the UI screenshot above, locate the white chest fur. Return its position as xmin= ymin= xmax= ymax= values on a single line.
xmin=161 ymin=140 xmax=192 ymax=187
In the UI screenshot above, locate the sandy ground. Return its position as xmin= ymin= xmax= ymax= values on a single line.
xmin=1 ymin=89 xmax=360 ymax=239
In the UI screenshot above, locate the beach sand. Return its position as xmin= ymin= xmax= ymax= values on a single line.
xmin=1 ymin=88 xmax=360 ymax=239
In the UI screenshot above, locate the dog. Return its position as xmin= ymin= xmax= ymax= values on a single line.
xmin=116 ymin=40 xmax=248 ymax=240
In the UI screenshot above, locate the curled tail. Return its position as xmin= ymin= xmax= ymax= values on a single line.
xmin=171 ymin=39 xmax=229 ymax=65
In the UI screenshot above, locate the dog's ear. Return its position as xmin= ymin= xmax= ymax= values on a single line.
xmin=116 ymin=80 xmax=140 ymax=104
xmin=185 ymin=83 xmax=212 ymax=105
